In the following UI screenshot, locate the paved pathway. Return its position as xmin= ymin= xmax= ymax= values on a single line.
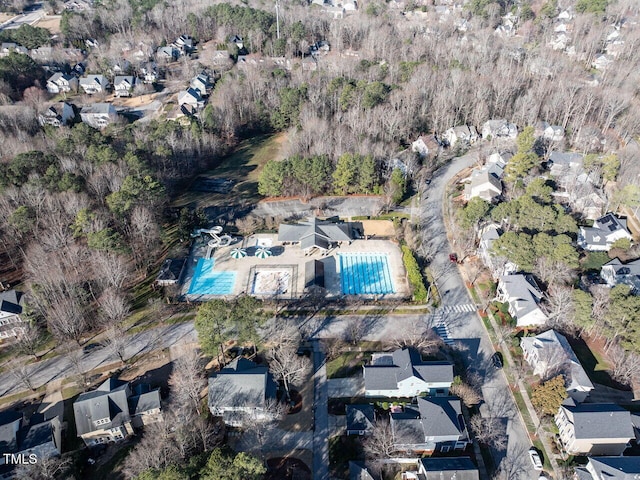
xmin=312 ymin=340 xmax=329 ymax=480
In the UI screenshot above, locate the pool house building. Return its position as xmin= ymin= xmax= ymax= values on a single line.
xmin=278 ymin=218 xmax=354 ymax=254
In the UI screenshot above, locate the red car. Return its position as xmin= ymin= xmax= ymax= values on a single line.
xmin=449 ymin=253 xmax=458 ymax=263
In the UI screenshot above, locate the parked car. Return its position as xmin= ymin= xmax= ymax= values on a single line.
xmin=491 ymin=352 xmax=503 ymax=369
xmin=528 ymin=448 xmax=543 ymax=471
xmin=449 ymin=253 xmax=458 ymax=263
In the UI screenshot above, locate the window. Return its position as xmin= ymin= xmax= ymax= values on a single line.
xmin=94 ymin=418 xmax=110 ymax=426
xmin=440 ymin=446 xmax=450 ymax=453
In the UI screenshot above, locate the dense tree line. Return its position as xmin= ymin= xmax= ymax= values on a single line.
xmin=0 ymin=25 xmax=51 ymax=49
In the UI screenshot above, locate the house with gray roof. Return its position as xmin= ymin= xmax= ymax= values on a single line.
xmin=418 ymin=457 xmax=479 ymax=480
xmin=547 ymin=151 xmax=584 ymax=178
xmin=208 ymin=357 xmax=278 ymax=427
xmin=442 ymin=125 xmax=478 ymax=148
xmin=46 ymin=72 xmax=78 ymax=94
xmin=346 ymin=404 xmax=375 ymax=435
xmin=578 ymin=213 xmax=633 ymax=252
xmin=278 ymin=217 xmax=353 ymax=254
xmin=80 ymin=103 xmax=117 ymax=129
xmin=390 ymin=397 xmax=469 ymax=454
xmin=464 ymin=168 xmax=502 ymax=203
xmin=0 ymin=411 xmax=62 ymax=474
xmin=521 ymin=330 xmax=594 ymax=403
xmin=113 ymin=76 xmax=137 ymax=97
xmin=0 ymin=290 xmax=25 ymax=340
xmin=496 ymin=274 xmax=547 ymax=327
xmin=349 ymin=461 xmax=375 ymax=480
xmin=79 ymin=74 xmax=109 ymax=95
xmin=575 ymin=456 xmax=640 ymax=480
xmin=73 ymin=377 xmax=161 ymax=446
xmin=600 ymin=258 xmax=640 ymax=294
xmin=39 ymin=102 xmax=74 ymax=128
xmin=481 ymin=119 xmax=517 ymax=140
xmin=364 ymin=348 xmax=453 ymax=398
xmin=555 ymin=402 xmax=634 ymax=456
xmin=477 ymin=224 xmax=517 ymax=278
xmin=190 ymin=72 xmax=213 ymax=96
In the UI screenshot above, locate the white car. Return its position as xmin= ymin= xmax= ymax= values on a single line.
xmin=528 ymin=448 xmax=543 ymax=471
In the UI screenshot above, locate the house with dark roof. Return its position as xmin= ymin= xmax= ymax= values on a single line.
xmin=38 ymin=102 xmax=75 ymax=128
xmin=574 ymin=456 xmax=640 ymax=480
xmin=600 ymin=258 xmax=640 ymax=293
xmin=155 ymin=258 xmax=186 ymax=286
xmin=418 ymin=457 xmax=479 ymax=480
xmin=190 ymin=72 xmax=213 ymax=96
xmin=521 ymin=330 xmax=594 ymax=403
xmin=278 ymin=218 xmax=353 ymax=254
xmin=0 ymin=411 xmax=62 ymax=473
xmin=208 ymin=357 xmax=278 ymax=427
xmin=555 ymin=402 xmax=634 ymax=456
xmin=73 ymin=377 xmax=161 ymax=446
xmin=578 ymin=213 xmax=633 ymax=252
xmin=0 ymin=290 xmax=25 ymax=340
xmin=346 ymin=404 xmax=375 ymax=435
xmin=496 ymin=274 xmax=547 ymax=327
xmin=390 ymin=397 xmax=469 ymax=454
xmin=364 ymin=348 xmax=453 ymax=398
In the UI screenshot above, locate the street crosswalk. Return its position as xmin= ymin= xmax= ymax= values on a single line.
xmin=433 ymin=323 xmax=455 ymax=345
xmin=439 ymin=303 xmax=476 ymax=314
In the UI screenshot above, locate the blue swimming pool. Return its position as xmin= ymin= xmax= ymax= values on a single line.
xmin=339 ymin=253 xmax=395 ymax=295
xmin=188 ymin=258 xmax=236 ymax=295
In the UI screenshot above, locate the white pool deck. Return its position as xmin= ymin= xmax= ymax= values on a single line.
xmin=181 ymin=234 xmax=410 ymax=300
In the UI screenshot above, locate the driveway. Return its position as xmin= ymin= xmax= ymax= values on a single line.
xmin=327 ymin=376 xmax=364 ymax=398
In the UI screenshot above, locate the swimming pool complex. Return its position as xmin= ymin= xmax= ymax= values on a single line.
xmin=339 ymin=253 xmax=395 ymax=295
xmin=188 ymin=258 xmax=236 ymax=295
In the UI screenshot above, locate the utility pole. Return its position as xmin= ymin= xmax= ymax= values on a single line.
xmin=275 ymin=0 xmax=280 ymax=39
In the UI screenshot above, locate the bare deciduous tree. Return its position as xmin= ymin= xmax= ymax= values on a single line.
xmin=609 ymin=344 xmax=640 ymax=387
xmin=169 ymin=348 xmax=206 ymax=416
xmin=387 ymin=325 xmax=443 ymax=356
xmin=9 ymin=361 xmax=35 ymax=391
xmin=122 ymin=415 xmax=179 ymax=479
xmin=267 ymin=340 xmax=311 ymax=402
xmin=450 ymin=381 xmax=482 ymax=407
xmin=363 ymin=418 xmax=397 ymax=460
xmin=470 ymin=414 xmax=507 ymax=451
xmin=47 ymin=297 xmax=87 ymax=345
xmin=15 ymin=455 xmax=71 ymax=480
xmin=13 ymin=321 xmax=43 ymax=360
xmin=104 ymin=326 xmax=127 ymax=364
xmin=98 ymin=289 xmax=130 ymax=327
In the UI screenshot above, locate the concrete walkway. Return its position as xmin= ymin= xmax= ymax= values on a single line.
xmin=327 ymin=376 xmax=363 ymax=398
xmin=312 ymin=340 xmax=329 ymax=480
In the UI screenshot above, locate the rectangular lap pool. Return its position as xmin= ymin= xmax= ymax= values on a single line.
xmin=339 ymin=253 xmax=395 ymax=295
xmin=188 ymin=258 xmax=236 ymax=295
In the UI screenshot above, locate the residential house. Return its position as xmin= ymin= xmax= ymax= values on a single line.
xmin=600 ymin=258 xmax=640 ymax=293
xmin=177 ymin=88 xmax=204 ymax=110
xmin=79 ymin=74 xmax=109 ymax=95
xmin=46 ymin=73 xmax=78 ymax=94
xmin=278 ymin=217 xmax=353 ymax=254
xmin=477 ymin=224 xmax=516 ymax=278
xmin=574 ymin=456 xmax=640 ymax=480
xmin=111 ymin=59 xmax=131 ymax=75
xmin=481 ymin=119 xmax=517 ymax=140
xmin=496 ymin=274 xmax=548 ymax=327
xmin=363 ymin=347 xmax=453 ymax=398
xmin=411 ymin=134 xmax=441 ymax=159
xmin=592 ymin=54 xmax=614 ymax=71
xmin=229 ymin=35 xmax=244 ymax=51
xmin=140 ymin=63 xmax=158 ymax=84
xmin=520 ymin=330 xmax=594 ymax=403
xmin=578 ymin=213 xmax=633 ymax=251
xmin=417 ymin=457 xmax=479 ymax=480
xmin=442 ymin=125 xmax=478 ymax=148
xmin=535 ymin=121 xmax=565 ymax=142
xmin=38 ymin=102 xmax=75 ymax=128
xmin=349 ymin=461 xmax=375 ymax=480
xmin=208 ymin=357 xmax=278 ymax=427
xmin=486 ymin=151 xmax=512 ymax=178
xmin=0 ymin=43 xmax=28 ymax=57
xmin=80 ymin=103 xmax=117 ymax=129
xmin=190 ymin=72 xmax=212 ymax=97
xmin=113 ymin=76 xmax=137 ymax=97
xmin=0 ymin=411 xmax=62 ymax=473
xmin=346 ymin=404 xmax=375 ymax=435
xmin=547 ymin=151 xmax=585 ymax=179
xmin=73 ymin=377 xmax=161 ymax=446
xmin=390 ymin=397 xmax=469 ymax=454
xmin=156 ymin=46 xmax=179 ymax=62
xmin=0 ymin=290 xmax=25 ymax=340
xmin=172 ymin=35 xmax=194 ymax=54
xmin=464 ymin=168 xmax=502 ymax=203
xmin=555 ymin=402 xmax=634 ymax=456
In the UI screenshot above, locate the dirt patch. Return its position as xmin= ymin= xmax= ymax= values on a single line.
xmin=0 ymin=13 xmax=15 ymax=23
xmin=34 ymin=16 xmax=61 ymax=34
xmin=111 ymin=93 xmax=158 ymax=108
xmin=360 ymin=219 xmax=395 ymax=237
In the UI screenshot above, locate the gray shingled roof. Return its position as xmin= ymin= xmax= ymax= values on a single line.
xmin=521 ymin=330 xmax=594 ymax=392
xmin=391 ymin=397 xmax=465 ymax=443
xmin=346 ymin=404 xmax=375 ymax=433
xmin=278 ymin=218 xmax=352 ymax=249
xmin=208 ymin=357 xmax=277 ymax=411
xmin=0 ymin=412 xmax=22 ymax=453
xmin=499 ymin=274 xmax=544 ymax=319
xmin=81 ymin=103 xmax=115 ymax=115
xmin=419 ymin=457 xmax=479 ymax=480
xmin=364 ymin=348 xmax=453 ymax=392
xmin=561 ymin=403 xmax=634 ymax=440
xmin=73 ymin=378 xmax=131 ymax=436
xmin=129 ymin=389 xmax=161 ymax=415
xmin=583 ymin=457 xmax=640 ymax=480
xmin=0 ymin=290 xmax=23 ymax=316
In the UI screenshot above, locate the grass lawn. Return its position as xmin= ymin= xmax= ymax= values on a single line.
xmin=326 ymin=351 xmax=370 ymax=379
xmin=172 ymin=132 xmax=286 ymax=209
